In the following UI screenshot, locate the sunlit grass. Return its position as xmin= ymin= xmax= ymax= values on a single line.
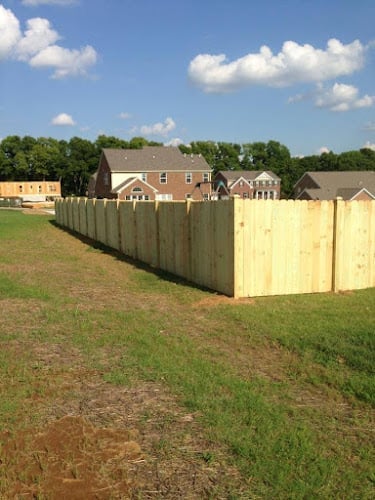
xmin=0 ymin=209 xmax=374 ymax=498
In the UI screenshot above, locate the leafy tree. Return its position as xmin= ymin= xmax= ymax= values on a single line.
xmin=95 ymin=135 xmax=129 ymax=151
xmin=214 ymin=142 xmax=241 ymax=172
xmin=63 ymin=137 xmax=98 ymax=196
xmin=28 ymin=137 xmax=61 ymax=180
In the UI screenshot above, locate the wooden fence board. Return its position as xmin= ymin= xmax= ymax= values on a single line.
xmin=335 ymin=200 xmax=375 ymax=291
xmin=86 ymin=199 xmax=96 ymax=240
xmin=158 ymin=202 xmax=190 ymax=277
xmin=78 ymin=198 xmax=88 ymax=236
xmin=72 ymin=198 xmax=80 ymax=233
xmin=106 ymin=200 xmax=120 ymax=250
xmin=119 ymin=201 xmax=137 ymax=258
xmin=135 ymin=202 xmax=159 ymax=268
xmin=95 ymin=199 xmax=107 ymax=245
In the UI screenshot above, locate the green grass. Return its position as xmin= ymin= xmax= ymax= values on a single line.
xmin=0 ymin=209 xmax=374 ymax=498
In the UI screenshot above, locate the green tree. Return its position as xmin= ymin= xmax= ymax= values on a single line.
xmin=95 ymin=135 xmax=129 ymax=151
xmin=64 ymin=137 xmax=99 ymax=196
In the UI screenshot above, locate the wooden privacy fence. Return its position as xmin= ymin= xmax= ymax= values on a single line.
xmin=55 ymin=197 xmax=375 ymax=298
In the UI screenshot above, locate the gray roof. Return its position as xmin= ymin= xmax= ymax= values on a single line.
xmin=102 ymin=147 xmax=211 ymax=173
xmin=217 ymin=170 xmax=281 ymax=182
xmin=298 ymin=171 xmax=375 ymax=200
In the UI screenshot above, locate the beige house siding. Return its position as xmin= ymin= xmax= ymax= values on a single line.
xmin=0 ymin=181 xmax=61 ymax=200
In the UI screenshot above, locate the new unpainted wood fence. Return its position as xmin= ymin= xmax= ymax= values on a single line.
xmin=55 ymin=197 xmax=375 ymax=298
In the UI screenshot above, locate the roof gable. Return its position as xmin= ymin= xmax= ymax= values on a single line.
xmin=216 ymin=170 xmax=280 ymax=182
xmin=295 ymin=171 xmax=375 ymax=200
xmin=230 ymin=176 xmax=252 ymax=189
xmin=111 ymin=177 xmax=158 ymax=194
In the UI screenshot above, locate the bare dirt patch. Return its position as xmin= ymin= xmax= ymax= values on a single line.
xmin=0 ymin=341 xmax=244 ymax=499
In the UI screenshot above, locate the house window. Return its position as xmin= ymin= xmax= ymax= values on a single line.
xmin=186 ymin=194 xmax=192 ymax=199
xmin=103 ymin=172 xmax=109 ymax=186
xmin=203 ymin=193 xmax=209 ymax=201
xmin=38 ymin=185 xmax=42 ymax=193
xmin=141 ymin=172 xmax=147 ymax=182
xmin=132 ymin=186 xmax=143 ymax=193
xmin=185 ymin=172 xmax=192 ymax=184
xmin=203 ymin=172 xmax=210 ymax=182
xmin=156 ymin=193 xmax=172 ymax=201
xmin=243 ymin=192 xmax=249 ymax=199
xmin=48 ymin=184 xmax=56 ymax=192
xmin=239 ymin=180 xmax=244 ymax=187
xmin=160 ymin=172 xmax=167 ymax=184
xmin=19 ymin=185 xmax=23 ymax=193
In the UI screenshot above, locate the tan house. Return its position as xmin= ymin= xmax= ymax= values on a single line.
xmin=0 ymin=181 xmax=61 ymax=202
xmin=92 ymin=147 xmax=212 ymax=201
xmin=214 ymin=170 xmax=281 ymax=200
xmin=293 ymin=171 xmax=375 ymax=200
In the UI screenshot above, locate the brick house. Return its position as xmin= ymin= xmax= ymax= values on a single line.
xmin=92 ymin=147 xmax=212 ymax=201
xmin=292 ymin=171 xmax=375 ymax=200
xmin=214 ymin=170 xmax=281 ymax=200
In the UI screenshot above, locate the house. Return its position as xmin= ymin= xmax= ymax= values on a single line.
xmin=0 ymin=181 xmax=61 ymax=202
xmin=293 ymin=171 xmax=375 ymax=200
xmin=214 ymin=170 xmax=281 ymax=200
xmin=92 ymin=147 xmax=212 ymax=201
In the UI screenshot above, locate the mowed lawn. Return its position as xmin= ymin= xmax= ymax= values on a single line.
xmin=0 ymin=209 xmax=374 ymax=498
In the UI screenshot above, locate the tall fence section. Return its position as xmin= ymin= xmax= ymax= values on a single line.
xmin=55 ymin=197 xmax=375 ymax=298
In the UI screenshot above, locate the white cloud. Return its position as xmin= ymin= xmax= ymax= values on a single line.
xmin=188 ymin=38 xmax=366 ymax=93
xmin=22 ymin=0 xmax=77 ymax=6
xmin=140 ymin=117 xmax=176 ymax=137
xmin=0 ymin=5 xmax=21 ymax=59
xmin=0 ymin=5 xmax=97 ymax=78
xmin=315 ymin=83 xmax=374 ymax=112
xmin=30 ymin=44 xmax=97 ymax=78
xmin=16 ymin=18 xmax=60 ymax=61
xmin=317 ymin=146 xmax=331 ymax=155
xmin=363 ymin=141 xmax=375 ymax=151
xmin=51 ymin=113 xmax=76 ymax=126
xmin=289 ymin=82 xmax=374 ymax=112
xmin=164 ymin=137 xmax=184 ymax=147
xmin=119 ymin=112 xmax=132 ymax=119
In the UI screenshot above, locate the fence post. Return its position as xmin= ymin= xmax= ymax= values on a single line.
xmin=186 ymin=199 xmax=192 ymax=282
xmin=332 ymin=197 xmax=344 ymax=292
xmin=233 ymin=195 xmax=244 ymax=298
xmin=155 ymin=200 xmax=160 ymax=268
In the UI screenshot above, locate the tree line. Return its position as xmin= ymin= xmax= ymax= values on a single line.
xmin=1 ymin=135 xmax=374 ymax=198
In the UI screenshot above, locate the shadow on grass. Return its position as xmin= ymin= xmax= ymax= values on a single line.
xmin=49 ymin=220 xmax=219 ymax=297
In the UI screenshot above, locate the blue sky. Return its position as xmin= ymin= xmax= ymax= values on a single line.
xmin=0 ymin=0 xmax=374 ymax=157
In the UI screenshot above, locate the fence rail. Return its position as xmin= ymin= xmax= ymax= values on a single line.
xmin=55 ymin=197 xmax=375 ymax=298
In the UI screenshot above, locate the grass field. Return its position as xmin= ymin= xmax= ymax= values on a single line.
xmin=0 ymin=209 xmax=374 ymax=498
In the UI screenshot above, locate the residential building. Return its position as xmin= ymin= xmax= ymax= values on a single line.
xmin=292 ymin=171 xmax=375 ymax=200
xmin=92 ymin=147 xmax=212 ymax=201
xmin=0 ymin=181 xmax=61 ymax=202
xmin=214 ymin=170 xmax=281 ymax=200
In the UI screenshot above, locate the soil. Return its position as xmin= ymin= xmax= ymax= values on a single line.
xmin=0 ymin=340 xmax=244 ymax=499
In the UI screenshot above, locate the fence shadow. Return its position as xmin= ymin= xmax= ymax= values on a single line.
xmin=49 ymin=220 xmax=219 ymax=297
